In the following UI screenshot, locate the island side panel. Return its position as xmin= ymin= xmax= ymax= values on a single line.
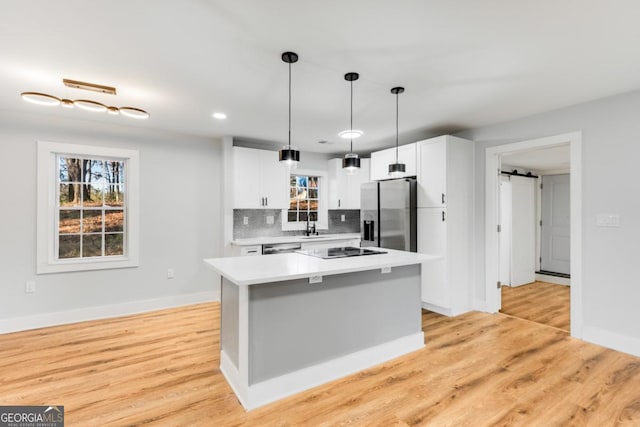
xmin=247 ymin=264 xmax=421 ymax=385
xmin=221 ymin=277 xmax=240 ymax=369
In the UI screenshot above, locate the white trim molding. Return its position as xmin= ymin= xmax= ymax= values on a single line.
xmin=37 ymin=140 xmax=140 ymax=274
xmin=484 ymin=131 xmax=583 ymax=339
xmin=0 ymin=291 xmax=218 ymax=334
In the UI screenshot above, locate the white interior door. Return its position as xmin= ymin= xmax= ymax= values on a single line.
xmin=499 ymin=176 xmax=512 ymax=285
xmin=510 ymin=175 xmax=536 ymax=286
xmin=541 ymin=174 xmax=571 ymax=275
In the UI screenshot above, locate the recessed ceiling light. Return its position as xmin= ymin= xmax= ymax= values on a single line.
xmin=338 ymin=129 xmax=363 ymax=139
xmin=21 ymin=92 xmax=61 ymax=106
xmin=212 ymin=112 xmax=227 ymax=120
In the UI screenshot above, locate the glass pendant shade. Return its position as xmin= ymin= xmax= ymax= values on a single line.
xmin=343 ymin=153 xmax=361 ymax=175
xmin=279 ymin=146 xmax=300 ymax=170
xmin=388 ymin=162 xmax=406 ymax=178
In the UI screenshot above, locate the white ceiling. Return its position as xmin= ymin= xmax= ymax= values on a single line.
xmin=3 ymin=1 xmax=640 ymax=155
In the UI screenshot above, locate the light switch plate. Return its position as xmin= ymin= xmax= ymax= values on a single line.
xmin=266 ymin=215 xmax=274 ymax=225
xmin=596 ymin=213 xmax=621 ymax=227
xmin=243 ymin=216 xmax=249 ymax=225
xmin=341 ymin=214 xmax=346 ymax=222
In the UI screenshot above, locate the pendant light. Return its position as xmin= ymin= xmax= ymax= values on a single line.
xmin=342 ymin=72 xmax=361 ymax=175
xmin=388 ymin=86 xmax=406 ymax=178
xmin=279 ymin=51 xmax=300 ymax=170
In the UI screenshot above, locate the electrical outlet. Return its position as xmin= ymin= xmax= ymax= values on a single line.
xmin=596 ymin=213 xmax=621 ymax=227
xmin=309 ymin=275 xmax=323 ymax=284
xmin=381 ymin=266 xmax=392 ymax=274
xmin=167 ymin=268 xmax=175 ymax=279
xmin=243 ymin=216 xmax=249 ymax=225
xmin=266 ymin=215 xmax=274 ymax=225
xmin=341 ymin=214 xmax=346 ymax=222
xmin=25 ymin=281 xmax=36 ymax=293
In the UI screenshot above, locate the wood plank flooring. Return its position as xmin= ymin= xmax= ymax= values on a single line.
xmin=501 ymin=281 xmax=570 ymax=331
xmin=2 ymin=302 xmax=640 ymax=426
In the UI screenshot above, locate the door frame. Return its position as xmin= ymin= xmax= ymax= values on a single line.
xmin=484 ymin=131 xmax=582 ymax=338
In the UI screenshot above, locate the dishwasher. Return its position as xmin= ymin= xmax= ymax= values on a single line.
xmin=262 ymin=242 xmax=302 ymax=255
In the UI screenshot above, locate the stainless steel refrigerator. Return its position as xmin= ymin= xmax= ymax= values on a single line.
xmin=361 ymin=178 xmax=417 ymax=251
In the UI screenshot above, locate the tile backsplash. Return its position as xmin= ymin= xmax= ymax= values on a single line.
xmin=233 ymin=209 xmax=360 ymax=239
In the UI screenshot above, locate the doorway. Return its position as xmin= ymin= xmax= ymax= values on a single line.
xmin=484 ymin=132 xmax=582 ymax=338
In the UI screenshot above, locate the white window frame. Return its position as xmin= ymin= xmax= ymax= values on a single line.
xmin=37 ymin=141 xmax=140 ymax=274
xmin=281 ymin=168 xmax=328 ymax=231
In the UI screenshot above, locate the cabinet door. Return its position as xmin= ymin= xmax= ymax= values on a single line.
xmin=417 ymin=208 xmax=448 ymax=307
xmin=327 ymin=159 xmax=347 ymax=209
xmin=261 ymin=150 xmax=289 ymax=209
xmin=370 ymin=148 xmax=395 ymax=181
xmin=417 ymin=138 xmax=447 ymax=208
xmin=233 ymin=147 xmax=264 ymax=208
xmin=345 ymin=158 xmax=369 ymax=209
xmin=397 ymin=143 xmax=417 ymax=177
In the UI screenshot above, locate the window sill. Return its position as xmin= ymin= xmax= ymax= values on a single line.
xmin=37 ymin=257 xmax=138 ymax=275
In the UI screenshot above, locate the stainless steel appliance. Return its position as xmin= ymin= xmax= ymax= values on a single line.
xmin=361 ymin=178 xmax=417 ymax=251
xmin=295 ymin=246 xmax=387 ymax=259
xmin=262 ymin=242 xmax=302 ymax=255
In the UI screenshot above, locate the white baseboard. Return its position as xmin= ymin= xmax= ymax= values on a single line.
xmin=0 ymin=291 xmax=219 ymax=334
xmin=222 ymin=332 xmax=425 ymax=411
xmin=421 ymin=301 xmax=453 ymax=317
xmin=582 ymin=325 xmax=640 ymax=358
xmin=535 ymin=273 xmax=570 ymax=286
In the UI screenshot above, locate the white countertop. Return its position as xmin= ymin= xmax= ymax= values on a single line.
xmin=231 ymin=233 xmax=361 ymax=246
xmin=204 ymin=248 xmax=439 ymax=286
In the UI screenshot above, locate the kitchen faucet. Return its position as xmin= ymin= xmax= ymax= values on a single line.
xmin=305 ymin=220 xmax=318 ymax=236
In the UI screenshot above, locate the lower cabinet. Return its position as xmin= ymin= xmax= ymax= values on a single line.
xmin=232 ymin=245 xmax=262 ymax=256
xmin=417 ymin=207 xmax=471 ymax=316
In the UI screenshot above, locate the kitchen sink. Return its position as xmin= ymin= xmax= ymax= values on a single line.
xmin=299 ymin=235 xmax=332 ymax=239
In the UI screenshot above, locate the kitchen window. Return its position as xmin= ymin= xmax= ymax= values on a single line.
xmin=281 ymin=169 xmax=328 ymax=231
xmin=37 ymin=141 xmax=139 ymax=273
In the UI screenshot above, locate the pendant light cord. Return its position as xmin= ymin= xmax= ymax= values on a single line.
xmin=350 ymin=79 xmax=354 ymax=153
xmin=395 ymin=91 xmax=399 ymax=163
xmin=288 ymin=61 xmax=292 ymax=149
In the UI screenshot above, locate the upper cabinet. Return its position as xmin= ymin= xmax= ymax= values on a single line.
xmin=232 ymin=146 xmax=289 ymax=209
xmin=327 ymin=158 xmax=370 ymax=209
xmin=369 ymin=143 xmax=416 ymax=181
xmin=416 ymin=135 xmax=473 ymax=208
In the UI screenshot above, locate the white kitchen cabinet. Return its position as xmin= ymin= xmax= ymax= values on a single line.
xmin=232 ymin=245 xmax=262 ymax=256
xmin=416 ymin=135 xmax=473 ymax=316
xmin=327 ymin=158 xmax=370 ymax=209
xmin=233 ymin=146 xmax=289 ymax=209
xmin=369 ymin=143 xmax=416 ymax=181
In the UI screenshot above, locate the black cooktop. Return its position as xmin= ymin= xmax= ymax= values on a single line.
xmin=295 ymin=246 xmax=387 ymax=259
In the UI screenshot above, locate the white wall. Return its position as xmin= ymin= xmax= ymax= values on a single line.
xmin=0 ymin=111 xmax=223 ymax=332
xmin=458 ymin=88 xmax=640 ymax=354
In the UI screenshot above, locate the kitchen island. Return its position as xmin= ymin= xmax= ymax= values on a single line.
xmin=204 ymin=248 xmax=436 ymax=410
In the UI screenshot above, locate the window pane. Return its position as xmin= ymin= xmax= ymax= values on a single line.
xmin=83 ymin=184 xmax=104 ymax=207
xmin=59 ymin=210 xmax=80 ymax=234
xmin=289 ymin=188 xmax=297 ymax=198
xmin=59 ymin=235 xmax=80 ymax=259
xmin=309 ymin=177 xmax=318 ymax=188
xmin=287 ymin=211 xmax=297 ymax=222
xmin=299 ymin=211 xmax=308 ymax=221
xmin=289 ymin=199 xmax=298 ymax=210
xmin=290 ymin=176 xmax=296 ymax=186
xmin=296 ymin=176 xmax=307 ymax=188
xmin=105 ymin=210 xmax=124 ymax=232
xmin=88 ymin=160 xmax=104 ymax=182
xmin=105 ymin=184 xmax=125 ymax=207
xmin=299 ymin=200 xmax=309 ymax=210
xmin=83 ymin=210 xmax=103 ymax=233
xmin=308 ymin=188 xmax=318 ymax=199
xmin=295 ymin=188 xmax=306 ymax=200
xmin=60 ymin=183 xmax=81 ymax=207
xmin=105 ymin=233 xmax=124 ymax=256
xmin=59 ymin=157 xmax=81 ymax=183
xmin=309 ymin=212 xmax=318 ymax=222
xmin=310 ymin=200 xmax=318 ymax=210
xmin=82 ymin=234 xmax=102 ymax=257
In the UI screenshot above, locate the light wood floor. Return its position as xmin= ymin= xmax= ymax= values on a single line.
xmin=501 ymin=281 xmax=570 ymax=331
xmin=2 ymin=303 xmax=640 ymax=426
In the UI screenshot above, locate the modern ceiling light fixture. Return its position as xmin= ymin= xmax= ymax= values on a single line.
xmin=279 ymin=51 xmax=300 ymax=170
xmin=342 ymin=72 xmax=361 ymax=175
xmin=388 ymin=86 xmax=406 ymax=178
xmin=20 ymin=78 xmax=149 ymax=119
